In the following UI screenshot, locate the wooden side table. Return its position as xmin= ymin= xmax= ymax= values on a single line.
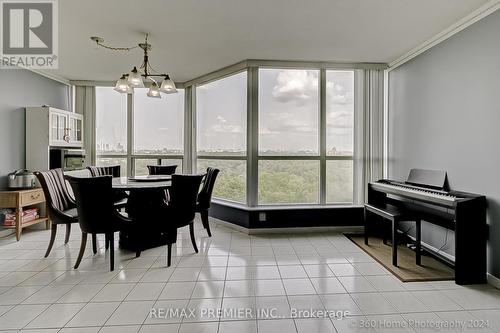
xmin=0 ymin=188 xmax=49 ymax=241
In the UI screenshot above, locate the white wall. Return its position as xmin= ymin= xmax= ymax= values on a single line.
xmin=388 ymin=9 xmax=500 ymax=277
xmin=0 ymin=69 xmax=70 ymax=188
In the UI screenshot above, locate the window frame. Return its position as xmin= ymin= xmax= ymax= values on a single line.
xmin=95 ymin=87 xmax=187 ymax=176
xmin=93 ymin=61 xmax=360 ymax=208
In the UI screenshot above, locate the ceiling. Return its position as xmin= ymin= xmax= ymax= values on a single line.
xmin=56 ymin=0 xmax=490 ymax=82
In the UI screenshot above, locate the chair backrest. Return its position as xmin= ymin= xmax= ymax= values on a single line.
xmin=147 ymin=165 xmax=177 ymax=176
xmin=197 ymin=167 xmax=220 ymax=210
xmin=35 ymin=169 xmax=75 ymax=212
xmin=87 ymin=165 xmax=121 ymax=177
xmin=169 ymin=174 xmax=204 ymax=226
xmin=66 ymin=175 xmax=115 ymax=234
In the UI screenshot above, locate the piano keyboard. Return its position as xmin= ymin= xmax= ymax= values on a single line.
xmin=371 ymin=181 xmax=458 ymax=206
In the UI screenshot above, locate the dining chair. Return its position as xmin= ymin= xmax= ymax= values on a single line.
xmin=87 ymin=165 xmax=128 ymax=210
xmin=147 ymin=165 xmax=178 ymax=175
xmin=87 ymin=165 xmax=121 ymax=177
xmin=35 ymin=169 xmax=99 ymax=257
xmin=196 ymin=167 xmax=220 ymax=237
xmin=66 ymin=175 xmax=141 ymax=271
xmin=159 ymin=174 xmax=204 ymax=267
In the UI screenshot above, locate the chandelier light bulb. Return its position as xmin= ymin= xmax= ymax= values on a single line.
xmin=160 ymin=75 xmax=177 ymax=94
xmin=147 ymin=82 xmax=162 ymax=98
xmin=127 ymin=66 xmax=144 ymax=88
xmin=114 ymin=75 xmax=132 ymax=93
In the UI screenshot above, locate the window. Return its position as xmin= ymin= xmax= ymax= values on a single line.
xmin=94 ymin=64 xmax=357 ymax=206
xmin=133 ymin=89 xmax=184 ymax=155
xmin=196 ymin=71 xmax=247 ymax=203
xmin=95 ymin=87 xmax=128 ymax=176
xmin=326 ymin=70 xmax=354 ymax=203
xmin=258 ymin=160 xmax=319 ymax=204
xmin=259 ymin=69 xmax=319 ymax=156
xmin=258 ymin=69 xmax=320 ymax=204
xmin=95 ymin=87 xmax=127 ymax=155
xmin=197 ymin=159 xmax=246 ymax=203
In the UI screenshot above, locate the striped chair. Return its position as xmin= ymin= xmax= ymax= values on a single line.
xmin=35 ymin=169 xmax=96 ymax=257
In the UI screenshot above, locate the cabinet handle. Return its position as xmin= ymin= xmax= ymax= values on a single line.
xmin=30 ymin=193 xmax=40 ymax=200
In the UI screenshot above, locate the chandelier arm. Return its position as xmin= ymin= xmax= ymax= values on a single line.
xmin=95 ymin=40 xmax=138 ymax=52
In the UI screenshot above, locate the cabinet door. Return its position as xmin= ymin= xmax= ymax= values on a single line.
xmin=68 ymin=114 xmax=83 ymax=146
xmin=49 ymin=111 xmax=68 ymax=145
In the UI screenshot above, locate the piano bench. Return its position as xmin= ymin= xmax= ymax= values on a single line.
xmin=364 ymin=203 xmax=421 ymax=267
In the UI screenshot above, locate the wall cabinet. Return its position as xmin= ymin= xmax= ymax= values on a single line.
xmin=47 ymin=108 xmax=83 ymax=147
xmin=26 ymin=106 xmax=84 ymax=172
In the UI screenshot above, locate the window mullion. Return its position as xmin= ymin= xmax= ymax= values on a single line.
xmin=127 ymin=92 xmax=134 ymax=176
xmin=247 ymin=67 xmax=259 ymax=207
xmin=319 ymin=69 xmax=327 ymax=205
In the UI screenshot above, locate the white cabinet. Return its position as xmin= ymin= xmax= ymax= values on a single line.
xmin=28 ymin=107 xmax=84 ymax=148
xmin=26 ymin=107 xmax=84 ymax=172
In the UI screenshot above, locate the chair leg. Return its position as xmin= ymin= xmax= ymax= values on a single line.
xmin=44 ymin=224 xmax=57 ymax=258
xmin=74 ymin=232 xmax=87 ymax=269
xmin=105 ymin=234 xmax=109 ymax=250
xmin=416 ymin=219 xmax=422 ymax=266
xmin=189 ymin=222 xmax=198 ymax=253
xmin=136 ymin=250 xmax=141 ymax=258
xmin=109 ymin=232 xmax=115 ymax=271
xmin=200 ymin=210 xmax=212 ymax=237
xmin=392 ymin=219 xmax=397 ymax=266
xmin=64 ymin=224 xmax=71 ymax=244
xmin=167 ymin=243 xmax=172 ymax=267
xmin=92 ymin=234 xmax=97 ymax=254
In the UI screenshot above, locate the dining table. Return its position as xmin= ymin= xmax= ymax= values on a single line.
xmin=112 ymin=175 xmax=173 ymax=251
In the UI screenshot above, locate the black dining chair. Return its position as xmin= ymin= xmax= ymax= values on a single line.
xmin=66 ymin=175 xmax=141 ymax=271
xmin=196 ymin=167 xmax=220 ymax=237
xmin=87 ymin=165 xmax=128 ymax=210
xmin=87 ymin=165 xmax=121 ymax=177
xmin=147 ymin=165 xmax=178 ymax=176
xmin=158 ymin=174 xmax=204 ymax=267
xmin=35 ymin=169 xmax=99 ymax=257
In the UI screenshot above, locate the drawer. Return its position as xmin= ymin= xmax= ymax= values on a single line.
xmin=20 ymin=190 xmax=45 ymax=206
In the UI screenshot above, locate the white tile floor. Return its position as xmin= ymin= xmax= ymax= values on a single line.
xmin=0 ymin=217 xmax=499 ymax=332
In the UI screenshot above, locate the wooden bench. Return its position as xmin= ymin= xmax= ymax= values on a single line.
xmin=364 ymin=203 xmax=421 ymax=266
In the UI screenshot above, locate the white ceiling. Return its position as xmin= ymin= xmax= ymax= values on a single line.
xmin=56 ymin=0 xmax=490 ymax=82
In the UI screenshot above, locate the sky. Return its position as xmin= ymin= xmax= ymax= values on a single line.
xmin=96 ymin=69 xmax=354 ymax=155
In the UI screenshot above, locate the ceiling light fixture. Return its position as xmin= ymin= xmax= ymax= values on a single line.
xmin=91 ymin=34 xmax=177 ymax=98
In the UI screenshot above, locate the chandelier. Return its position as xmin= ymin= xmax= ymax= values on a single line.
xmin=90 ymin=34 xmax=177 ymax=98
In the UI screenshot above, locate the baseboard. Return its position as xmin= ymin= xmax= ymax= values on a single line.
xmin=487 ymin=273 xmax=500 ymax=290
xmin=212 ymin=218 xmax=363 ymax=235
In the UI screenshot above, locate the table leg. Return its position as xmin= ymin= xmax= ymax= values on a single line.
xmin=15 ymin=206 xmax=22 ymax=241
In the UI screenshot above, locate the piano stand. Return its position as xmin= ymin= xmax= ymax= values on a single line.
xmin=364 ymin=203 xmax=421 ymax=267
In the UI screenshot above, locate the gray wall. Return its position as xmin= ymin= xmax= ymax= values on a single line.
xmin=388 ymin=9 xmax=500 ymax=277
xmin=0 ymin=69 xmax=70 ymax=188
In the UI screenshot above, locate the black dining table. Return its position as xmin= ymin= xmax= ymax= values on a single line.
xmin=112 ymin=176 xmax=172 ymax=251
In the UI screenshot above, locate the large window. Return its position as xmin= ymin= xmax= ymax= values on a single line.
xmin=93 ymin=64 xmax=356 ymax=206
xmin=95 ymin=87 xmax=184 ymax=176
xmin=133 ymin=89 xmax=184 ymax=155
xmin=95 ymin=87 xmax=127 ymax=155
xmin=258 ymin=69 xmax=320 ymax=204
xmin=196 ymin=71 xmax=247 ymax=203
xmin=95 ymin=87 xmax=128 ymax=175
xmin=326 ymin=70 xmax=354 ymax=203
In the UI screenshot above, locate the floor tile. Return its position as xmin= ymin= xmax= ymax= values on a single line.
xmin=254 ymin=279 xmax=286 ymax=296
xmin=26 ymin=303 xmax=85 ymax=329
xmin=310 ymin=277 xmax=346 ymax=294
xmin=126 ymin=283 xmax=165 ymax=301
xmin=66 ymin=302 xmax=120 ymax=327
xmin=106 ymin=300 xmax=155 ymax=325
xmin=219 ymin=320 xmax=258 ymax=333
xmin=0 ymin=304 xmax=49 ymax=329
xmin=283 ymin=278 xmax=316 ymax=295
xmin=257 ymin=319 xmax=297 ymax=333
